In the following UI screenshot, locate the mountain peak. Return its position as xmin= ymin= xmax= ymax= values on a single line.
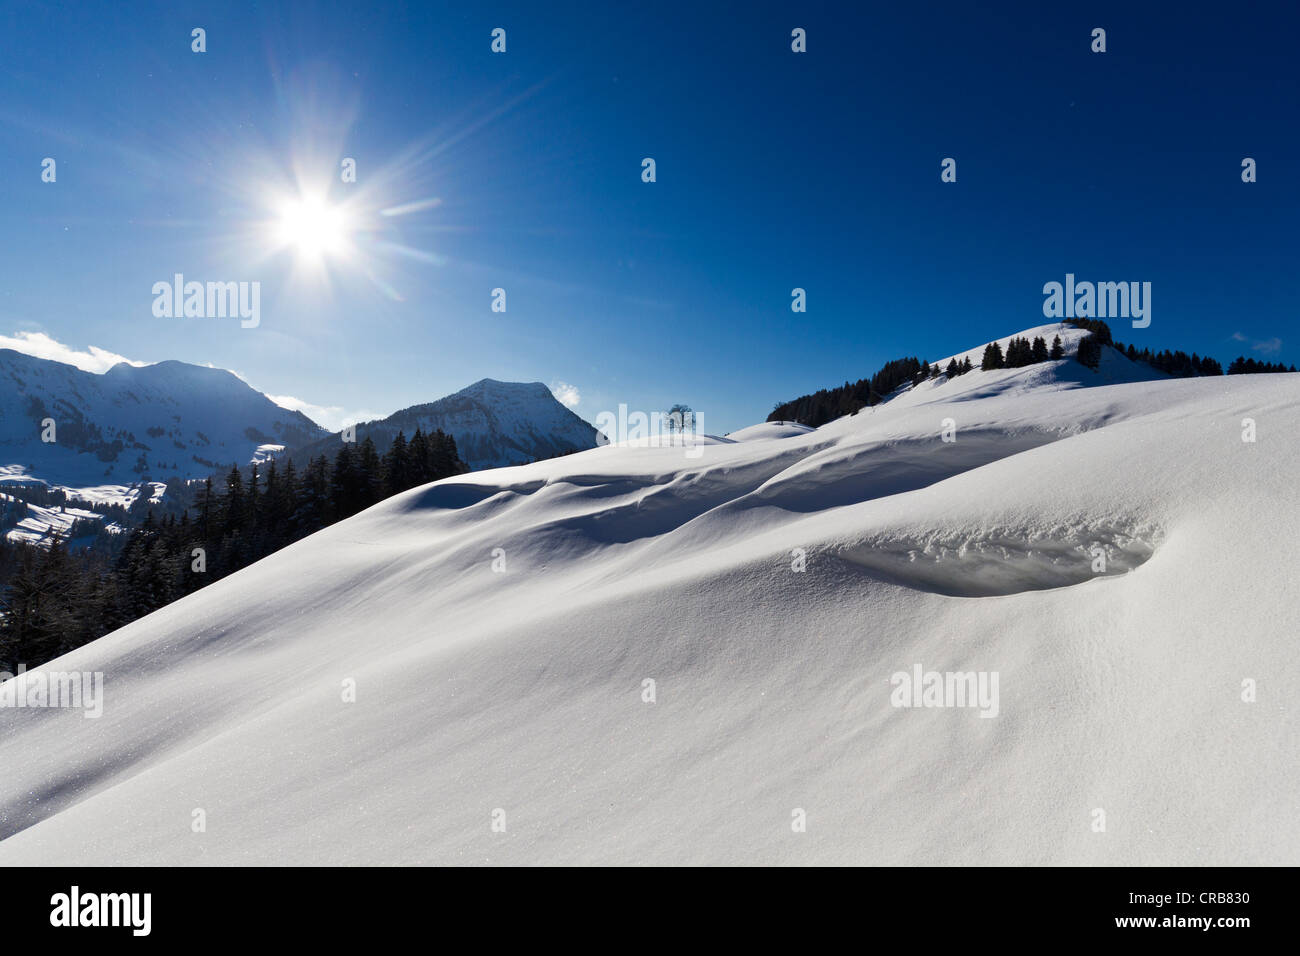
xmin=456 ymin=378 xmax=553 ymax=399
xmin=287 ymin=378 xmax=599 ymax=471
xmin=0 ymin=351 xmax=329 ymax=494
xmin=105 ymin=358 xmax=234 ymax=381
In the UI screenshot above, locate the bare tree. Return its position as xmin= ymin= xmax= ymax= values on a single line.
xmin=664 ymin=403 xmax=694 ymax=441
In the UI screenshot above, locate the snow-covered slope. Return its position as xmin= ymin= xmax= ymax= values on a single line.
xmin=727 ymin=421 xmax=815 ymax=441
xmin=0 ymin=350 xmax=328 ymax=527
xmin=289 ymin=378 xmax=602 ymax=470
xmin=1 ymin=332 xmax=1296 ymax=865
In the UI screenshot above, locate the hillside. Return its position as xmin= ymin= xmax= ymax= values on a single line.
xmin=769 ymin=322 xmax=1187 ymax=427
xmin=1 ymin=330 xmax=1296 ymax=865
xmin=0 ymin=350 xmax=328 ymax=537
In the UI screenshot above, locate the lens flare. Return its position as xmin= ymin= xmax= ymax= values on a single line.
xmin=273 ymin=194 xmax=351 ymax=261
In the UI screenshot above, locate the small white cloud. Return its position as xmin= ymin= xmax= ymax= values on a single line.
xmin=550 ymin=380 xmax=580 ymax=408
xmin=266 ymin=394 xmax=335 ymax=419
xmin=266 ymin=395 xmax=382 ymax=432
xmin=1230 ymin=331 xmax=1283 ymax=354
xmin=0 ymin=330 xmax=146 ymax=373
xmin=205 ymin=362 xmax=250 ymax=383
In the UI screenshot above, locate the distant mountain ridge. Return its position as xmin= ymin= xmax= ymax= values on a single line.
xmin=286 ymin=378 xmax=602 ymax=471
xmin=0 ymin=349 xmax=328 ymax=490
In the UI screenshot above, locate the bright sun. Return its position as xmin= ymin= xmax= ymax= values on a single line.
xmin=274 ymin=194 xmax=351 ymax=260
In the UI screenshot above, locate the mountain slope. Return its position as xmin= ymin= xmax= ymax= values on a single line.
xmin=288 ymin=378 xmax=602 ymax=470
xmin=0 ymin=332 xmax=1295 ymax=865
xmin=0 ymin=350 xmax=328 ymax=490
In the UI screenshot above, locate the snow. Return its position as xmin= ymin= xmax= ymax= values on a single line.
xmin=59 ymin=482 xmax=167 ymax=509
xmin=726 ymin=421 xmax=815 ymax=441
xmin=289 ymin=378 xmax=602 ymax=472
xmin=3 ymin=496 xmax=121 ymax=546
xmin=394 ymin=377 xmax=603 ymax=468
xmin=1 ymin=330 xmax=1295 ymax=865
xmin=0 ymin=349 xmax=327 ymax=540
xmin=1 ymin=479 xmax=162 ymax=545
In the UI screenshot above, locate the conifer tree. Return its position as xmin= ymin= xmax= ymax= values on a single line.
xmin=223 ymin=464 xmax=244 ymax=535
xmin=981 ymin=342 xmax=1005 ymax=370
xmin=358 ymin=437 xmax=382 ymax=509
xmin=408 ymin=429 xmax=430 ymax=484
xmin=1077 ymin=335 xmax=1102 ymax=368
xmin=383 ymin=431 xmax=410 ymax=497
xmin=331 ymin=444 xmax=358 ymax=519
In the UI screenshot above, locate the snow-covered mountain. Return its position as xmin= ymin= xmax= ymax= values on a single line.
xmin=0 ymin=349 xmax=329 ymax=540
xmin=2 ymin=323 xmax=1296 ymax=865
xmin=0 ymin=350 xmax=327 ymax=488
xmin=290 ymin=378 xmax=602 ymax=470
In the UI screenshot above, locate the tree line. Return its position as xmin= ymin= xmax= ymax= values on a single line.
xmin=767 ymin=356 xmax=933 ymax=427
xmin=768 ymin=320 xmax=1294 ymax=427
xmin=1091 ymin=320 xmax=1291 ymax=376
xmin=0 ymin=428 xmax=466 ymax=671
xmin=1226 ymin=356 xmax=1296 ymax=374
xmin=980 ymin=334 xmax=1064 ymax=369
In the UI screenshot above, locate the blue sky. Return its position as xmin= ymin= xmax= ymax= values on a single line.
xmin=1 ymin=1 xmax=1296 ymax=433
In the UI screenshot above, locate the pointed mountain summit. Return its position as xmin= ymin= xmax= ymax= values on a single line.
xmin=289 ymin=378 xmax=602 ymax=471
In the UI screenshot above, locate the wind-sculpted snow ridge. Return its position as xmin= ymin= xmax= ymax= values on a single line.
xmin=1 ymin=339 xmax=1297 ymax=866
xmin=838 ymin=520 xmax=1162 ymax=597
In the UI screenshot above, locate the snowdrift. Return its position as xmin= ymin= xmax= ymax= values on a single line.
xmin=1 ymin=327 xmax=1296 ymax=865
